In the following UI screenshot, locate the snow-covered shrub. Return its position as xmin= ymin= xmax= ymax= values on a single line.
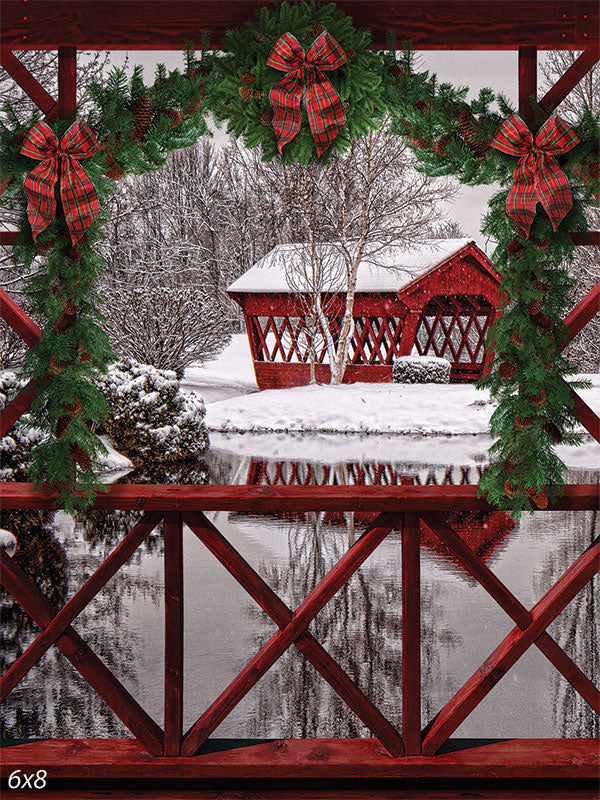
xmin=392 ymin=355 xmax=451 ymax=384
xmin=97 ymin=359 xmax=209 ymax=462
xmin=0 ymin=372 xmax=45 ymax=482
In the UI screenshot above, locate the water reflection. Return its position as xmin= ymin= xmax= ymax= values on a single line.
xmin=1 ymin=441 xmax=597 ymax=742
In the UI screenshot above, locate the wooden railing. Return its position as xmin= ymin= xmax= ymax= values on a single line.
xmin=1 ymin=486 xmax=599 ymax=779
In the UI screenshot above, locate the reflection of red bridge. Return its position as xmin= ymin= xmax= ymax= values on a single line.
xmin=246 ymin=459 xmax=486 ymax=488
xmin=244 ymin=459 xmax=514 ymax=575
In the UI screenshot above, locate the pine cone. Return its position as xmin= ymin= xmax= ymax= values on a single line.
xmin=253 ymin=31 xmax=268 ymax=43
xmin=312 ymin=23 xmax=327 ymax=36
xmin=240 ymin=72 xmax=255 ymax=86
xmin=499 ymin=361 xmax=517 ymax=380
xmin=526 ymin=486 xmax=549 ymax=510
xmin=78 ymin=349 xmax=92 ymax=363
xmin=342 ymin=101 xmax=350 ymax=111
xmin=50 ymin=354 xmax=70 ymax=371
xmin=346 ymin=49 xmax=356 ymax=59
xmin=528 ymin=298 xmax=544 ymax=316
xmin=130 ymin=94 xmax=153 ymax=141
xmin=56 ymin=416 xmax=72 ymax=439
xmin=503 ymin=458 xmax=516 ymax=474
xmin=239 ymin=86 xmax=254 ymax=101
xmin=54 ymin=312 xmax=76 ymax=333
xmin=531 ymin=312 xmax=553 ymax=330
xmin=515 ymin=412 xmax=534 ymax=429
xmin=163 ymin=108 xmax=183 ymax=128
xmin=0 ymin=176 xmax=14 ymax=195
xmin=36 ymin=238 xmax=56 ymax=254
xmin=504 ymin=479 xmax=519 ymax=496
xmin=531 ymin=235 xmax=550 ymax=250
xmin=413 ymin=100 xmax=429 ymax=115
xmin=532 ymin=275 xmax=548 ymax=292
xmin=456 ymin=106 xmax=489 ymax=156
xmin=543 ymin=422 xmax=563 ymax=443
xmin=587 ymin=161 xmax=600 ymax=180
xmin=511 ymin=330 xmax=523 ymax=348
xmin=526 ymin=389 xmax=546 ymax=406
xmin=104 ymin=153 xmax=124 ymax=181
xmin=185 ymin=98 xmax=204 ymax=115
xmin=259 ymin=109 xmax=274 ymax=126
xmin=505 ymin=237 xmax=524 ymax=255
xmin=408 ymin=136 xmax=430 ymax=150
xmin=62 ymin=398 xmax=82 ymax=414
xmin=71 ymin=444 xmax=92 ymax=472
xmin=434 ymin=134 xmax=453 ymax=155
xmin=63 ymin=243 xmax=82 ymax=261
xmin=190 ymin=66 xmax=210 ymax=79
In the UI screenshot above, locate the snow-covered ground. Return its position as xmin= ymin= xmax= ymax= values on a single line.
xmin=181 ymin=334 xmax=600 ymax=468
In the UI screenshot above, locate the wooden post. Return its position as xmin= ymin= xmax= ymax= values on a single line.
xmin=518 ymin=46 xmax=537 ymax=125
xmin=163 ymin=511 xmax=184 ymax=756
xmin=57 ymin=46 xmax=77 ymax=118
xmin=402 ymin=512 xmax=421 ymax=755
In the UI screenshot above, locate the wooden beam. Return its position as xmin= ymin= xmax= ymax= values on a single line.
xmin=402 ymin=513 xmax=421 ymax=755
xmin=1 ymin=737 xmax=599 ymax=780
xmin=1 ymin=482 xmax=599 ymax=513
xmin=571 ymin=232 xmax=600 ymax=246
xmin=57 ymin=46 xmax=77 ymax=118
xmin=0 ymin=549 xmax=164 ymax=756
xmin=422 ymin=541 xmax=599 ymax=755
xmin=184 ymin=511 xmax=404 ymax=757
xmin=541 ymin=46 xmax=600 ymax=112
xmin=1 ymin=513 xmax=161 ymax=702
xmin=518 ymin=47 xmax=537 ymax=125
xmin=0 ymin=232 xmax=18 ymax=245
xmin=181 ymin=512 xmax=402 ymax=755
xmin=569 ymin=386 xmax=600 ymax=443
xmin=1 ymin=2 xmax=598 ymax=50
xmin=0 ymin=286 xmax=42 ymax=348
xmin=0 ymin=46 xmax=58 ymax=119
xmin=563 ymin=283 xmax=600 ymax=345
xmin=0 ymin=375 xmax=48 ymax=437
xmin=163 ymin=512 xmax=184 ymax=756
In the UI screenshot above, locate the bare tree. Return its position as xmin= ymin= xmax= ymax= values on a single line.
xmin=540 ymin=52 xmax=599 ymax=372
xmin=254 ymin=123 xmax=456 ymax=383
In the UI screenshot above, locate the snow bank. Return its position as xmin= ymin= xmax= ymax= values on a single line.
xmin=205 ymin=375 xmax=600 ymax=437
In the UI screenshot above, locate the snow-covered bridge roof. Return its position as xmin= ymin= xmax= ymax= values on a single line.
xmin=227 ymin=239 xmax=478 ymax=294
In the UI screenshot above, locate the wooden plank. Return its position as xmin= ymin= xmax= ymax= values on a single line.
xmin=402 ymin=513 xmax=421 ymax=755
xmin=0 ymin=737 xmax=598 ymax=780
xmin=518 ymin=47 xmax=537 ymax=125
xmin=569 ymin=386 xmax=600 ymax=443
xmin=422 ymin=513 xmax=600 ymax=714
xmin=562 ymin=283 xmax=600 ymax=345
xmin=1 ymin=1 xmax=598 ymax=50
xmin=181 ymin=512 xmax=402 ymax=755
xmin=0 ymin=550 xmax=164 ymax=756
xmin=184 ymin=511 xmax=404 ymax=757
xmin=0 ymin=375 xmax=49 ymax=437
xmin=2 ymin=482 xmax=599 ymax=512
xmin=0 ymin=286 xmax=42 ymax=348
xmin=1 ymin=512 xmax=161 ymax=702
xmin=422 ymin=541 xmax=600 ymax=755
xmin=571 ymin=232 xmax=600 ymax=245
xmin=163 ymin=511 xmax=184 ymax=757
xmin=57 ymin=46 xmax=77 ymax=118
xmin=0 ymin=231 xmax=18 ymax=245
xmin=0 ymin=46 xmax=58 ymax=118
xmin=541 ymin=46 xmax=600 ymax=112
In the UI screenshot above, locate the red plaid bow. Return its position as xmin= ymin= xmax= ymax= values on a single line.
xmin=267 ymin=31 xmax=347 ymax=157
xmin=20 ymin=120 xmax=102 ymax=245
xmin=491 ymin=114 xmax=579 ymax=236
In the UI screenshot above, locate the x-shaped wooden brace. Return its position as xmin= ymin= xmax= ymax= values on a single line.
xmin=420 ymin=513 xmax=600 ymax=755
xmin=0 ymin=512 xmax=164 ymax=755
xmin=181 ymin=510 xmax=405 ymax=757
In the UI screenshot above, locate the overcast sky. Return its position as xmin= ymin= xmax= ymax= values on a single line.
xmin=107 ymin=50 xmax=543 ymax=251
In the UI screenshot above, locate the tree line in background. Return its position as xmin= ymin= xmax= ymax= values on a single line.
xmin=1 ymin=50 xmax=598 ymax=378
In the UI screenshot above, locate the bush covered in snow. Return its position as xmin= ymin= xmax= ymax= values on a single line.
xmin=97 ymin=359 xmax=209 ymax=462
xmin=0 ymin=372 xmax=45 ymax=482
xmin=392 ymin=355 xmax=451 ymax=384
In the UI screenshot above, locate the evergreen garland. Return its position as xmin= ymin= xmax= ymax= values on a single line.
xmin=208 ymin=1 xmax=388 ymax=164
xmin=385 ymin=45 xmax=599 ymax=515
xmin=0 ymin=45 xmax=210 ymax=511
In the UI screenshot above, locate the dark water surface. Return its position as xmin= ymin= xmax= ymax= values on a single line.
xmin=1 ymin=437 xmax=598 ymax=742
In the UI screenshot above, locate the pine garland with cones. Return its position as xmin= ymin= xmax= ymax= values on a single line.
xmin=385 ymin=44 xmax=599 ymax=515
xmin=0 ymin=43 xmax=210 ymax=511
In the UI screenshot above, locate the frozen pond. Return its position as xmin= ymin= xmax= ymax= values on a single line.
xmin=1 ymin=432 xmax=598 ymax=744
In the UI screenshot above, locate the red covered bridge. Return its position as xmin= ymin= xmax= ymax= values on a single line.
xmin=228 ymin=239 xmax=502 ymax=388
